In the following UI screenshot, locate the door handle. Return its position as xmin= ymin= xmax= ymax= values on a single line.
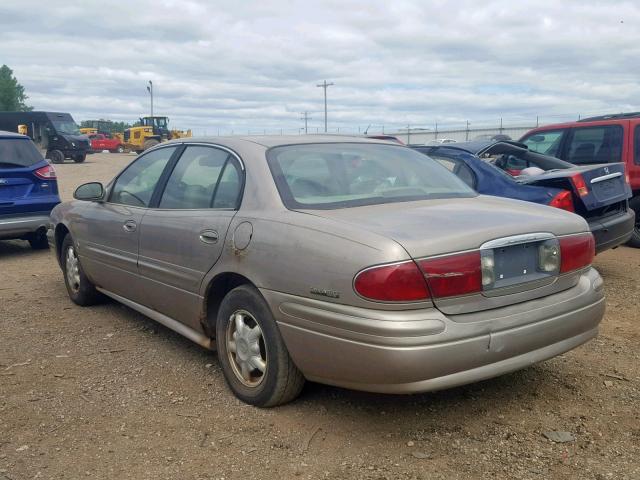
xmin=199 ymin=229 xmax=219 ymax=244
xmin=123 ymin=220 xmax=137 ymax=232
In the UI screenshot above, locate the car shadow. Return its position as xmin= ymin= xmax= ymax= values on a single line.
xmin=0 ymin=239 xmax=46 ymax=259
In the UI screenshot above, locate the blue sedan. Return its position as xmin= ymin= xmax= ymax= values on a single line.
xmin=412 ymin=140 xmax=634 ymax=253
xmin=0 ymin=130 xmax=60 ymax=249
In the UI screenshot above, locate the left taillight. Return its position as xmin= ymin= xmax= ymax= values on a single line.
xmin=34 ymin=165 xmax=57 ymax=180
xmin=549 ymin=190 xmax=575 ymax=212
xmin=353 ymin=260 xmax=431 ymax=302
xmin=570 ymin=173 xmax=589 ymax=197
xmin=559 ymin=233 xmax=595 ymax=273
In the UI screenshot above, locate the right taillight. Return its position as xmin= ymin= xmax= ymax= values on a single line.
xmin=559 ymin=233 xmax=595 ymax=273
xmin=34 ymin=164 xmax=57 ymax=179
xmin=354 ymin=260 xmax=430 ymax=302
xmin=549 ymin=190 xmax=575 ymax=212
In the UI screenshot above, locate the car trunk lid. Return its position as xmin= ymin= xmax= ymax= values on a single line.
xmin=301 ymin=195 xmax=590 ymax=314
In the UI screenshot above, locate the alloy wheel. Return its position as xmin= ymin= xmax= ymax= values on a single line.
xmin=65 ymin=246 xmax=81 ymax=293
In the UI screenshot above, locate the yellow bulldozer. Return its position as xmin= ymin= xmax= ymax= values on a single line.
xmin=123 ymin=116 xmax=192 ymax=154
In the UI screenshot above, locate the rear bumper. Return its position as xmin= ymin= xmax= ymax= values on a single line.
xmin=263 ymin=268 xmax=604 ymax=394
xmin=588 ymin=209 xmax=635 ymax=253
xmin=0 ymin=213 xmax=50 ymax=239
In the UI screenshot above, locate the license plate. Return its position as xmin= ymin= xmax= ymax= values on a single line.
xmin=490 ymin=241 xmax=547 ymax=289
xmin=592 ymin=178 xmax=620 ymax=201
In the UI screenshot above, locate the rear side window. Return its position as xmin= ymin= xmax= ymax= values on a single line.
xmin=567 ymin=126 xmax=623 ymax=164
xmin=0 ymin=138 xmax=43 ymax=168
xmin=521 ymin=130 xmax=564 ymax=157
xmin=159 ymin=145 xmax=242 ymax=209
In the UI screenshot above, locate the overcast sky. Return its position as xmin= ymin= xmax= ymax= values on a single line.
xmin=1 ymin=0 xmax=638 ymax=134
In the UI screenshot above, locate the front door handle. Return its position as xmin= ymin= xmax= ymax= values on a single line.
xmin=199 ymin=229 xmax=219 ymax=244
xmin=123 ymin=220 xmax=137 ymax=232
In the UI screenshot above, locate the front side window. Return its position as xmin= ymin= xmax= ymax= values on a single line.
xmin=267 ymin=143 xmax=475 ymax=210
xmin=159 ymin=146 xmax=241 ymax=209
xmin=521 ymin=130 xmax=565 ymax=157
xmin=110 ymin=146 xmax=177 ymax=207
xmin=566 ymin=126 xmax=623 ymax=164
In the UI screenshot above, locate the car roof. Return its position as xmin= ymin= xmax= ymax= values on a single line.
xmin=0 ymin=130 xmax=29 ymax=139
xmin=172 ymin=134 xmax=397 ymax=149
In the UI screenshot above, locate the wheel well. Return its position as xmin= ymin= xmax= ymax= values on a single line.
xmin=54 ymin=224 xmax=69 ymax=267
xmin=203 ymin=272 xmax=255 ymax=337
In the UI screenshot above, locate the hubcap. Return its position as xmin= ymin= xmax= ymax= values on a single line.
xmin=65 ymin=246 xmax=81 ymax=293
xmin=226 ymin=310 xmax=267 ymax=387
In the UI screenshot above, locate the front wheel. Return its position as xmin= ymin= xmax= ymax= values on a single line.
xmin=215 ymin=285 xmax=304 ymax=407
xmin=61 ymin=235 xmax=101 ymax=306
xmin=46 ymin=149 xmax=64 ymax=164
xmin=73 ymin=153 xmax=86 ymax=163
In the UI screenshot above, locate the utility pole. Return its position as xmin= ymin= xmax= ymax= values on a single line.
xmin=316 ymin=80 xmax=334 ymax=132
xmin=300 ymin=111 xmax=311 ymax=134
xmin=465 ymin=120 xmax=470 ymax=141
xmin=406 ymin=124 xmax=411 ymax=145
xmin=146 ymin=81 xmax=154 ymax=118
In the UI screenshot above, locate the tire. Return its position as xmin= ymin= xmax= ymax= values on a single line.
xmin=135 ymin=149 xmax=144 ymax=155
xmin=73 ymin=153 xmax=86 ymax=163
xmin=627 ymin=199 xmax=640 ymax=248
xmin=143 ymin=139 xmax=160 ymax=151
xmin=116 ymin=145 xmax=125 ymax=153
xmin=46 ymin=149 xmax=64 ymax=164
xmin=60 ymin=235 xmax=101 ymax=306
xmin=215 ymin=285 xmax=304 ymax=407
xmin=27 ymin=228 xmax=49 ymax=250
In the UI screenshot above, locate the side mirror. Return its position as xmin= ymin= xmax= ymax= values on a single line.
xmin=74 ymin=182 xmax=104 ymax=201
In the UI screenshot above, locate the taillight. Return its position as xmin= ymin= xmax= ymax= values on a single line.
xmin=570 ymin=173 xmax=589 ymax=197
xmin=354 ymin=260 xmax=430 ymax=302
xmin=559 ymin=233 xmax=595 ymax=273
xmin=418 ymin=251 xmax=482 ymax=298
xmin=34 ymin=165 xmax=57 ymax=180
xmin=549 ymin=190 xmax=574 ymax=212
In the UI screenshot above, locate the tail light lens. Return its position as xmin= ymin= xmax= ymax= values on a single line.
xmin=418 ymin=251 xmax=482 ymax=298
xmin=570 ymin=173 xmax=589 ymax=197
xmin=354 ymin=260 xmax=430 ymax=302
xmin=549 ymin=190 xmax=574 ymax=212
xmin=559 ymin=233 xmax=595 ymax=273
xmin=34 ymin=165 xmax=57 ymax=179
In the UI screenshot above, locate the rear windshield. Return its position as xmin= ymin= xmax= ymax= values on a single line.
xmin=267 ymin=143 xmax=476 ymax=210
xmin=0 ymin=138 xmax=43 ymax=168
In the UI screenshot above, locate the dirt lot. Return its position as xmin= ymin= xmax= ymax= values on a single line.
xmin=1 ymin=152 xmax=639 ymax=479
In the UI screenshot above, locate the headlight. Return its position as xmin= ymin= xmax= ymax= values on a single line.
xmin=71 ymin=142 xmax=76 ymax=147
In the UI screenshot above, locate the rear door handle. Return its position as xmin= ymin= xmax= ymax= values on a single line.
xmin=123 ymin=220 xmax=137 ymax=232
xmin=199 ymin=229 xmax=219 ymax=244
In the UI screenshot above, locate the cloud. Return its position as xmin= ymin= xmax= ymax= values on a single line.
xmin=1 ymin=0 xmax=639 ymax=134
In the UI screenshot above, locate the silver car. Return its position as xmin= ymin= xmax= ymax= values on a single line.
xmin=49 ymin=136 xmax=605 ymax=407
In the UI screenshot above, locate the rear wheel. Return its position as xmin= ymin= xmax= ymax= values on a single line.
xmin=116 ymin=144 xmax=125 ymax=153
xmin=143 ymin=139 xmax=160 ymax=151
xmin=627 ymin=199 xmax=640 ymax=248
xmin=27 ymin=228 xmax=48 ymax=250
xmin=215 ymin=285 xmax=304 ymax=407
xmin=61 ymin=235 xmax=101 ymax=306
xmin=46 ymin=149 xmax=64 ymax=164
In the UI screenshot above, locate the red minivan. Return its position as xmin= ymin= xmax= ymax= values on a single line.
xmin=520 ymin=113 xmax=640 ymax=247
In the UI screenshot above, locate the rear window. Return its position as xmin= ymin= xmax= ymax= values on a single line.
xmin=267 ymin=143 xmax=476 ymax=210
xmin=0 ymin=138 xmax=43 ymax=168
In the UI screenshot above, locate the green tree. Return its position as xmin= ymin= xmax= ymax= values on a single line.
xmin=0 ymin=65 xmax=32 ymax=111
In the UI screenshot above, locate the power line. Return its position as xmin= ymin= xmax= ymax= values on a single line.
xmin=300 ymin=111 xmax=312 ymax=134
xmin=316 ymin=80 xmax=334 ymax=133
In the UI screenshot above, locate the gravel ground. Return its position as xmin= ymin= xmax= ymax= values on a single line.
xmin=1 ymin=152 xmax=639 ymax=479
